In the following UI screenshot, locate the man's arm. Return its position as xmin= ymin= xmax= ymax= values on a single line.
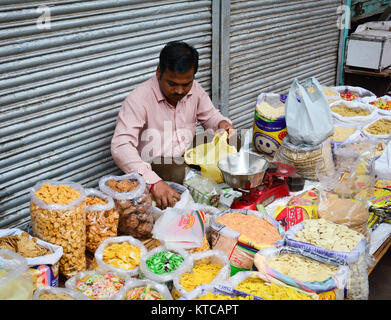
xmin=111 ymin=97 xmax=161 ymax=184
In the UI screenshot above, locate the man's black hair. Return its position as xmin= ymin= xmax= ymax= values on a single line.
xmin=159 ymin=41 xmax=199 ymax=76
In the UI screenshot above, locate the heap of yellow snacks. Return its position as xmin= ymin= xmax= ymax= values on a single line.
xmin=35 ymin=184 xmax=81 ymax=204
xmin=179 ymin=263 xmax=222 ymax=292
xmin=102 ymin=242 xmax=141 ymax=270
xmin=235 ymin=276 xmax=314 ymax=300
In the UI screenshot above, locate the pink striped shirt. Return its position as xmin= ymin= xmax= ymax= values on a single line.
xmin=111 ymin=75 xmax=231 ymax=184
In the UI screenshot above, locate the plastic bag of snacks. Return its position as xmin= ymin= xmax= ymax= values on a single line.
xmin=33 ymin=286 xmax=87 ymax=300
xmin=332 ymin=85 xmax=376 ymax=102
xmin=253 ymin=246 xmax=349 ymax=299
xmin=99 ymin=173 xmax=153 ymax=239
xmin=273 ymin=137 xmax=335 ymax=181
xmin=149 ymin=181 xmax=194 ymax=221
xmin=178 ymin=284 xmax=254 ymax=300
xmin=94 ymin=235 xmax=147 ymax=278
xmin=139 ymin=245 xmax=191 ymax=284
xmin=152 ymin=208 xmax=206 ymax=250
xmin=362 ymin=115 xmax=391 ymax=142
xmin=84 ymin=188 xmax=119 ymax=253
xmin=363 ymin=95 xmax=391 ymax=116
xmin=0 ymin=228 xmax=62 ymax=291
xmin=285 ymin=219 xmax=369 ymax=300
xmin=172 ymin=250 xmax=231 ymax=299
xmin=330 ymin=100 xmax=378 ymax=129
xmin=209 ymin=209 xmax=285 ymax=276
xmin=65 ymin=269 xmax=129 ymax=300
xmin=111 ymin=278 xmax=173 ymax=300
xmin=30 ymin=180 xmax=86 ymax=278
xmin=0 ymin=249 xmax=34 ymax=300
xmin=216 ymin=271 xmax=318 ymax=300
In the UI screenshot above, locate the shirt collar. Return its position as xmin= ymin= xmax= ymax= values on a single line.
xmin=152 ymin=75 xmax=194 ymax=103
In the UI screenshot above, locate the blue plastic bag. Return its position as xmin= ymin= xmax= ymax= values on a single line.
xmin=285 ymin=77 xmax=334 ymax=146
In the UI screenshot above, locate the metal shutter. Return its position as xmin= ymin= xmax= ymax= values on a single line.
xmin=224 ymin=0 xmax=342 ymax=129
xmin=0 ymin=0 xmax=213 ymax=231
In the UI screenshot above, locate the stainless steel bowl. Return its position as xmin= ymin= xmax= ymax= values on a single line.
xmin=217 ymin=151 xmax=269 ymax=190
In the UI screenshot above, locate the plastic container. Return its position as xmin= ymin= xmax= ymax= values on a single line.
xmin=0 ymin=249 xmax=34 ymax=300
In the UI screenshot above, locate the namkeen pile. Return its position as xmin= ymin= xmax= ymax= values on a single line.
xmin=215 ymin=212 xmax=282 ymax=244
xmin=256 ymin=101 xmax=285 ymax=120
xmin=194 ymin=292 xmax=254 ymax=300
xmin=235 ymin=276 xmax=313 ymax=300
xmin=107 ymin=179 xmax=139 ymax=192
xmin=179 ymin=263 xmax=222 ymax=292
xmin=75 ymin=273 xmax=125 ymax=300
xmin=365 ymin=119 xmax=391 ymax=135
xmin=331 ymin=126 xmax=356 ymax=142
xmin=331 ymin=105 xmax=370 ymax=117
xmin=122 ymin=285 xmax=163 ymax=300
xmin=267 ymin=253 xmax=338 ymax=282
xmin=38 ymin=292 xmax=74 ymax=300
xmin=102 ymin=242 xmax=141 ymax=270
xmin=294 ymin=218 xmax=363 ymax=252
xmin=34 ymin=184 xmax=81 ymax=204
xmin=0 ymin=232 xmax=49 ymax=258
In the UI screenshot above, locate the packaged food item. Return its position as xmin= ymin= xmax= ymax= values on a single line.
xmin=95 ymin=236 xmax=147 ymax=278
xmin=365 ymin=95 xmax=391 ymax=116
xmin=286 ymin=219 xmax=369 ymax=300
xmin=0 ymin=249 xmax=34 ymax=300
xmin=274 ymin=205 xmax=318 ymax=231
xmin=30 ymin=180 xmax=86 ymax=278
xmin=254 ymin=246 xmax=349 ymax=297
xmin=178 ymin=284 xmax=254 ymax=300
xmin=65 ymin=270 xmax=127 ymax=300
xmin=273 ymin=137 xmax=335 ymax=181
xmin=369 ymin=180 xmax=391 ymax=208
xmin=0 ymin=228 xmax=63 ymax=291
xmin=112 ymin=279 xmax=172 ymax=300
xmin=85 ymin=188 xmax=119 ymax=253
xmin=139 ymin=246 xmax=191 ymax=283
xmin=217 ymin=271 xmax=318 ymax=300
xmin=287 ymin=188 xmax=320 ymax=206
xmin=183 ymin=168 xmax=222 ymax=207
xmin=152 ymin=208 xmax=206 ymax=250
xmin=33 ymin=286 xmax=87 ymax=300
xmin=209 ymin=209 xmax=284 ymax=275
xmin=172 ymin=250 xmax=230 ymax=299
xmin=99 ymin=173 xmax=153 ymax=240
xmin=252 ymin=93 xmax=287 ymax=156
xmin=332 ymin=85 xmax=376 ymax=102
xmin=363 ymin=116 xmax=391 ymax=142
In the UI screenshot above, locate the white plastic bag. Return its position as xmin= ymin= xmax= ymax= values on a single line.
xmin=139 ymin=245 xmax=191 ymax=283
xmin=111 ymin=278 xmax=173 ymax=300
xmin=172 ymin=249 xmax=231 ymax=298
xmin=0 ymin=249 xmax=34 ymax=300
xmin=152 ymin=208 xmax=206 ymax=249
xmin=362 ymin=115 xmax=391 ymax=142
xmin=330 ymin=100 xmax=378 ymax=129
xmin=94 ymin=235 xmax=147 ymax=278
xmin=150 ymin=181 xmax=194 ymax=221
xmin=285 ymin=77 xmax=334 ymax=146
xmin=332 ymin=85 xmax=376 ymax=102
xmin=362 ymin=95 xmax=391 ymax=116
xmin=33 ymin=286 xmax=87 ymax=300
xmin=374 ymin=140 xmax=391 ymax=179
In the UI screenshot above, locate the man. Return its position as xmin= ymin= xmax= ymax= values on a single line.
xmin=111 ymin=41 xmax=235 ymax=209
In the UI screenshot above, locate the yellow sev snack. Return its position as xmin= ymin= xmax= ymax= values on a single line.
xmin=194 ymin=292 xmax=254 ymax=300
xmin=179 ymin=263 xmax=222 ymax=292
xmin=86 ymin=196 xmax=107 ymax=206
xmin=235 ymin=276 xmax=314 ymax=300
xmin=35 ymin=184 xmax=81 ymax=204
xmin=102 ymin=242 xmax=141 ymax=270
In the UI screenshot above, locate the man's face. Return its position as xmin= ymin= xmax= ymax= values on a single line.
xmin=156 ymin=66 xmax=194 ymax=106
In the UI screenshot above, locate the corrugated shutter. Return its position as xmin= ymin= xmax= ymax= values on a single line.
xmin=226 ymin=0 xmax=342 ymax=129
xmin=0 ymin=0 xmax=213 ymax=231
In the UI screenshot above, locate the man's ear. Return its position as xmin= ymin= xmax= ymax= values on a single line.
xmin=156 ymin=66 xmax=161 ymax=79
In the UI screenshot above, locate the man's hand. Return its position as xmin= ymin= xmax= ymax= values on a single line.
xmin=218 ymin=120 xmax=236 ymax=139
xmin=151 ymin=180 xmax=181 ymax=210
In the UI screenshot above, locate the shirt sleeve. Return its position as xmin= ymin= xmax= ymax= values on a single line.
xmin=111 ymin=96 xmax=162 ymax=185
xmin=196 ymin=86 xmax=232 ymax=131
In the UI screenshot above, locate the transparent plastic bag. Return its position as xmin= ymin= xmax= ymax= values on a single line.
xmin=99 ymin=173 xmax=153 ymax=239
xmin=139 ymin=245 xmax=191 ymax=284
xmin=111 ymin=278 xmax=173 ymax=300
xmin=85 ymin=188 xmax=119 ymax=253
xmin=152 ymin=208 xmax=206 ymax=250
xmin=30 ymin=180 xmax=86 ymax=278
xmin=94 ymin=235 xmax=147 ymax=278
xmin=172 ymin=249 xmax=231 ymax=299
xmin=183 ymin=168 xmax=222 ymax=207
xmin=0 ymin=249 xmax=33 ymax=300
xmin=65 ymin=269 xmax=129 ymax=300
xmin=150 ymin=181 xmax=194 ymax=221
xmin=33 ymin=286 xmax=87 ymax=300
xmin=253 ymin=246 xmax=349 ymax=297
